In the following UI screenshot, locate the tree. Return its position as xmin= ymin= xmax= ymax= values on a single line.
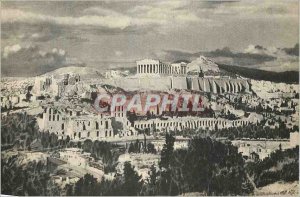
xmin=65 ymin=184 xmax=73 ymax=196
xmin=83 ymin=139 xmax=93 ymax=152
xmin=134 ymin=139 xmax=140 ymax=153
xmin=1 ymin=158 xmax=61 ymax=196
xmin=111 ymin=117 xmax=123 ymax=135
xmin=142 ymin=164 xmax=158 ymax=195
xmin=159 ymin=133 xmax=175 ymax=169
xmin=146 ymin=110 xmax=151 ymax=120
xmin=146 ymin=143 xmax=157 ymax=154
xmin=73 ymin=174 xmax=99 ymax=196
xmin=128 ymin=142 xmax=135 ymax=153
xmin=122 ymin=162 xmax=142 ymax=195
xmin=156 ymin=137 xmax=251 ymax=196
xmin=214 ymin=123 xmax=218 ymax=131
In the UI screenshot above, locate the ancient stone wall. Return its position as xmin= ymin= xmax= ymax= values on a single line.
xmin=100 ymin=76 xmax=250 ymax=93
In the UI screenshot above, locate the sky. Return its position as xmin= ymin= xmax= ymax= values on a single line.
xmin=1 ymin=0 xmax=299 ymax=76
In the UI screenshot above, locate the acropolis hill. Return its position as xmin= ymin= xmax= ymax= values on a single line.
xmin=100 ymin=58 xmax=251 ymax=92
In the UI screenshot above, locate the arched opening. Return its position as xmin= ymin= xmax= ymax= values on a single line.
xmin=229 ymin=82 xmax=234 ymax=93
xmin=226 ymin=82 xmax=231 ymax=92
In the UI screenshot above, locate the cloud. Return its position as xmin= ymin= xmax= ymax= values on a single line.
xmin=160 ymin=43 xmax=299 ymax=72
xmin=1 ymin=44 xmax=84 ymax=77
xmin=2 ymin=5 xmax=194 ymax=33
xmin=127 ymin=1 xmax=218 ymax=33
xmin=83 ymin=7 xmax=125 ymax=17
xmin=1 ymin=22 xmax=62 ymax=42
xmin=206 ymin=47 xmax=277 ymax=65
xmin=1 ymin=8 xmax=132 ymax=29
xmin=205 ymin=0 xmax=298 ymax=19
xmin=3 ymin=44 xmax=22 ymax=58
xmin=2 ymin=0 xmax=297 ymax=42
xmin=161 ymin=46 xmax=276 ymax=65
xmin=129 ymin=1 xmax=200 ymax=24
xmin=1 ymin=2 xmax=213 ymax=39
xmin=155 ymin=49 xmax=196 ymax=63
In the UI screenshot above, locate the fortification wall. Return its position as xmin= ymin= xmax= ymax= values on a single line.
xmin=172 ymin=76 xmax=188 ymax=90
xmin=100 ymin=76 xmax=250 ymax=93
xmin=101 ymin=77 xmax=171 ymax=91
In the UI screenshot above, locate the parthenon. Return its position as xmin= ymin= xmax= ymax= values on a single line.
xmin=136 ymin=59 xmax=187 ymax=75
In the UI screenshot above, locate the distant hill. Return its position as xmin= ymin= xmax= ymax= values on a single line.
xmin=218 ymin=64 xmax=299 ymax=84
xmin=41 ymin=66 xmax=105 ymax=79
xmin=187 ymin=56 xmax=220 ymax=73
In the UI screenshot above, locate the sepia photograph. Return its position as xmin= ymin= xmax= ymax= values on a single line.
xmin=1 ymin=0 xmax=299 ymax=196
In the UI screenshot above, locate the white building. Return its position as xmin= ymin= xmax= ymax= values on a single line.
xmin=136 ymin=59 xmax=187 ymax=76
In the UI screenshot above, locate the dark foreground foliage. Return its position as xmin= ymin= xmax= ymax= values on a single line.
xmin=246 ymin=146 xmax=299 ymax=187
xmin=67 ymin=135 xmax=254 ymax=196
xmin=2 ymin=113 xmax=298 ymax=196
xmin=66 ymin=162 xmax=142 ymax=196
xmin=1 ymin=157 xmax=60 ymax=196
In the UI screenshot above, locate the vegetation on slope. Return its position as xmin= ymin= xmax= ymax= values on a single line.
xmin=246 ymin=147 xmax=299 ymax=187
xmin=218 ymin=64 xmax=299 ymax=84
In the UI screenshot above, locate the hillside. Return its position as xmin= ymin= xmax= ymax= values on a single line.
xmin=217 ymin=64 xmax=299 ymax=84
xmin=187 ymin=56 xmax=220 ymax=73
xmin=41 ymin=66 xmax=105 ymax=79
xmin=112 ymin=63 xmax=298 ymax=84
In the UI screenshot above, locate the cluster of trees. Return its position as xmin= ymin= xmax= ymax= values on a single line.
xmin=235 ymin=102 xmax=296 ymax=116
xmin=210 ymin=124 xmax=293 ymax=139
xmin=1 ymin=157 xmax=60 ymax=196
xmin=79 ymin=139 xmax=123 ymax=173
xmin=128 ymin=139 xmax=157 ymax=154
xmin=66 ymin=162 xmax=142 ymax=196
xmin=1 ymin=113 xmax=72 ymax=151
xmin=154 ymin=134 xmax=253 ymax=195
xmin=218 ymin=110 xmax=239 ymax=120
xmin=2 ymin=112 xmax=40 ymax=150
xmin=126 ymin=111 xmax=137 ymax=125
xmin=169 ymin=122 xmax=294 ymax=140
xmin=246 ymin=147 xmax=299 ymax=187
xmin=126 ymin=106 xmax=215 ymax=126
xmin=39 ymin=131 xmax=70 ymax=149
